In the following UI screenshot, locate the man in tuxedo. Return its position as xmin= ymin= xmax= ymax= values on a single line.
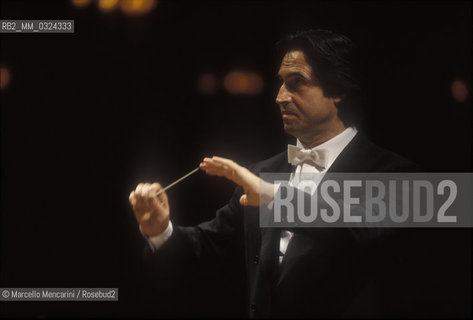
xmin=129 ymin=30 xmax=417 ymax=317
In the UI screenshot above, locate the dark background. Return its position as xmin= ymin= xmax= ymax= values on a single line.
xmin=0 ymin=0 xmax=471 ymax=317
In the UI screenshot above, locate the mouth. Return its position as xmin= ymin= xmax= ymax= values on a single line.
xmin=281 ymin=111 xmax=297 ymax=118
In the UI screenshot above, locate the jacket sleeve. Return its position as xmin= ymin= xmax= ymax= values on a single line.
xmin=143 ymin=185 xmax=246 ymax=265
xmin=135 ymin=185 xmax=248 ymax=317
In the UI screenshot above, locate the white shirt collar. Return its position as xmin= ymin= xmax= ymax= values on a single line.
xmin=295 ymin=126 xmax=358 ymax=171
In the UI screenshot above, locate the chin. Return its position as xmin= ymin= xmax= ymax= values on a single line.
xmin=283 ymin=124 xmax=298 ymax=137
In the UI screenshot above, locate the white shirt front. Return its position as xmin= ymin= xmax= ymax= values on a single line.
xmin=146 ymin=127 xmax=358 ymax=257
xmin=279 ymin=127 xmax=358 ymax=263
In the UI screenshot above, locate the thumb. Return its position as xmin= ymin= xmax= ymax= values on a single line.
xmin=239 ymin=194 xmax=249 ymax=206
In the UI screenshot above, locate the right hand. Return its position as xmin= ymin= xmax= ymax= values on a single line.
xmin=129 ymin=183 xmax=170 ymax=237
xmin=200 ymin=156 xmax=275 ymax=207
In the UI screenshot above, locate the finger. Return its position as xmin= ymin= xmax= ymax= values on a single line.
xmin=202 ymin=157 xmax=221 ymax=167
xmin=149 ymin=182 xmax=162 ymax=196
xmin=240 ymin=194 xmax=249 ymax=206
xmin=204 ymin=170 xmax=220 ymax=177
xmin=136 ymin=183 xmax=151 ymax=209
xmin=207 ymin=167 xmax=234 ymax=181
xmin=204 ymin=156 xmax=229 ymax=165
xmin=149 ymin=182 xmax=168 ymax=208
xmin=202 ymin=167 xmax=225 ymax=176
xmin=135 ymin=183 xmax=144 ymax=199
xmin=206 ymin=158 xmax=240 ymax=182
xmin=144 ymin=183 xmax=157 ymax=208
xmin=157 ymin=190 xmax=168 ymax=208
xmin=200 ymin=158 xmax=216 ymax=170
xmin=211 ymin=157 xmax=245 ymax=180
xmin=141 ymin=183 xmax=151 ymax=198
xmin=129 ymin=191 xmax=137 ymax=206
xmin=212 ymin=157 xmax=239 ymax=170
xmin=211 ymin=156 xmax=232 ymax=162
xmin=203 ymin=157 xmax=252 ymax=188
xmin=148 ymin=183 xmax=167 ymax=209
xmin=202 ymin=159 xmax=227 ymax=176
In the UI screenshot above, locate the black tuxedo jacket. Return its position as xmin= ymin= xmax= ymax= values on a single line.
xmin=143 ymin=133 xmax=418 ymax=317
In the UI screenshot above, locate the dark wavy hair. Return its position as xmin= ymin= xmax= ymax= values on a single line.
xmin=276 ymin=29 xmax=364 ymax=126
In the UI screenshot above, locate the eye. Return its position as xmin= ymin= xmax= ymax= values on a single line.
xmin=286 ymin=77 xmax=305 ymax=90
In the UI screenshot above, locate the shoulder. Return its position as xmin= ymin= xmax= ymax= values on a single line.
xmin=360 ymin=135 xmax=418 ymax=171
xmin=331 ymin=132 xmax=419 ymax=172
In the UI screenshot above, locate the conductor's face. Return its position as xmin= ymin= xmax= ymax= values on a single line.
xmin=276 ymin=50 xmax=342 ymax=144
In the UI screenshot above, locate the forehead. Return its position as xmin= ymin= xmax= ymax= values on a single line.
xmin=278 ymin=50 xmax=313 ymax=78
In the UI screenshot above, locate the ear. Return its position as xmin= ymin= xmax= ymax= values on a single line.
xmin=333 ymin=97 xmax=343 ymax=103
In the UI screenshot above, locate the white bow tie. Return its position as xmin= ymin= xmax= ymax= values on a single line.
xmin=287 ymin=144 xmax=328 ymax=170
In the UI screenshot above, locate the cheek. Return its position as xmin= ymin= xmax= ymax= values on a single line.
xmin=292 ymin=95 xmax=313 ymax=115
xmin=299 ymin=96 xmax=335 ymax=120
xmin=294 ymin=94 xmax=320 ymax=114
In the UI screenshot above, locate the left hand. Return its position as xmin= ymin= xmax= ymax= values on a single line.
xmin=200 ymin=156 xmax=274 ymax=207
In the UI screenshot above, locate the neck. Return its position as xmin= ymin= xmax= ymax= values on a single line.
xmin=298 ymin=119 xmax=347 ymax=149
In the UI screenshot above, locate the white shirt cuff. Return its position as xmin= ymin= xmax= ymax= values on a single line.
xmin=141 ymin=222 xmax=173 ymax=251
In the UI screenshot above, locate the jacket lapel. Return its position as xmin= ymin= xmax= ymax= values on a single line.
xmin=256 ymin=151 xmax=292 ymax=294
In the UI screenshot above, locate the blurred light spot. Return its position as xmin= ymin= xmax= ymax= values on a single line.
xmin=72 ymin=0 xmax=92 ymax=7
xmin=120 ymin=0 xmax=156 ymax=15
xmin=451 ymin=80 xmax=469 ymax=103
xmin=0 ymin=67 xmax=10 ymax=90
xmin=98 ymin=0 xmax=119 ymax=11
xmin=224 ymin=71 xmax=264 ymax=95
xmin=196 ymin=73 xmax=219 ymax=95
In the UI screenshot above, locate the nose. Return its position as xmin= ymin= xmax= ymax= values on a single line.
xmin=275 ymin=84 xmax=291 ymax=107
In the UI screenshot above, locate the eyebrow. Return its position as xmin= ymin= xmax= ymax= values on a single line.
xmin=277 ymin=71 xmax=309 ymax=80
